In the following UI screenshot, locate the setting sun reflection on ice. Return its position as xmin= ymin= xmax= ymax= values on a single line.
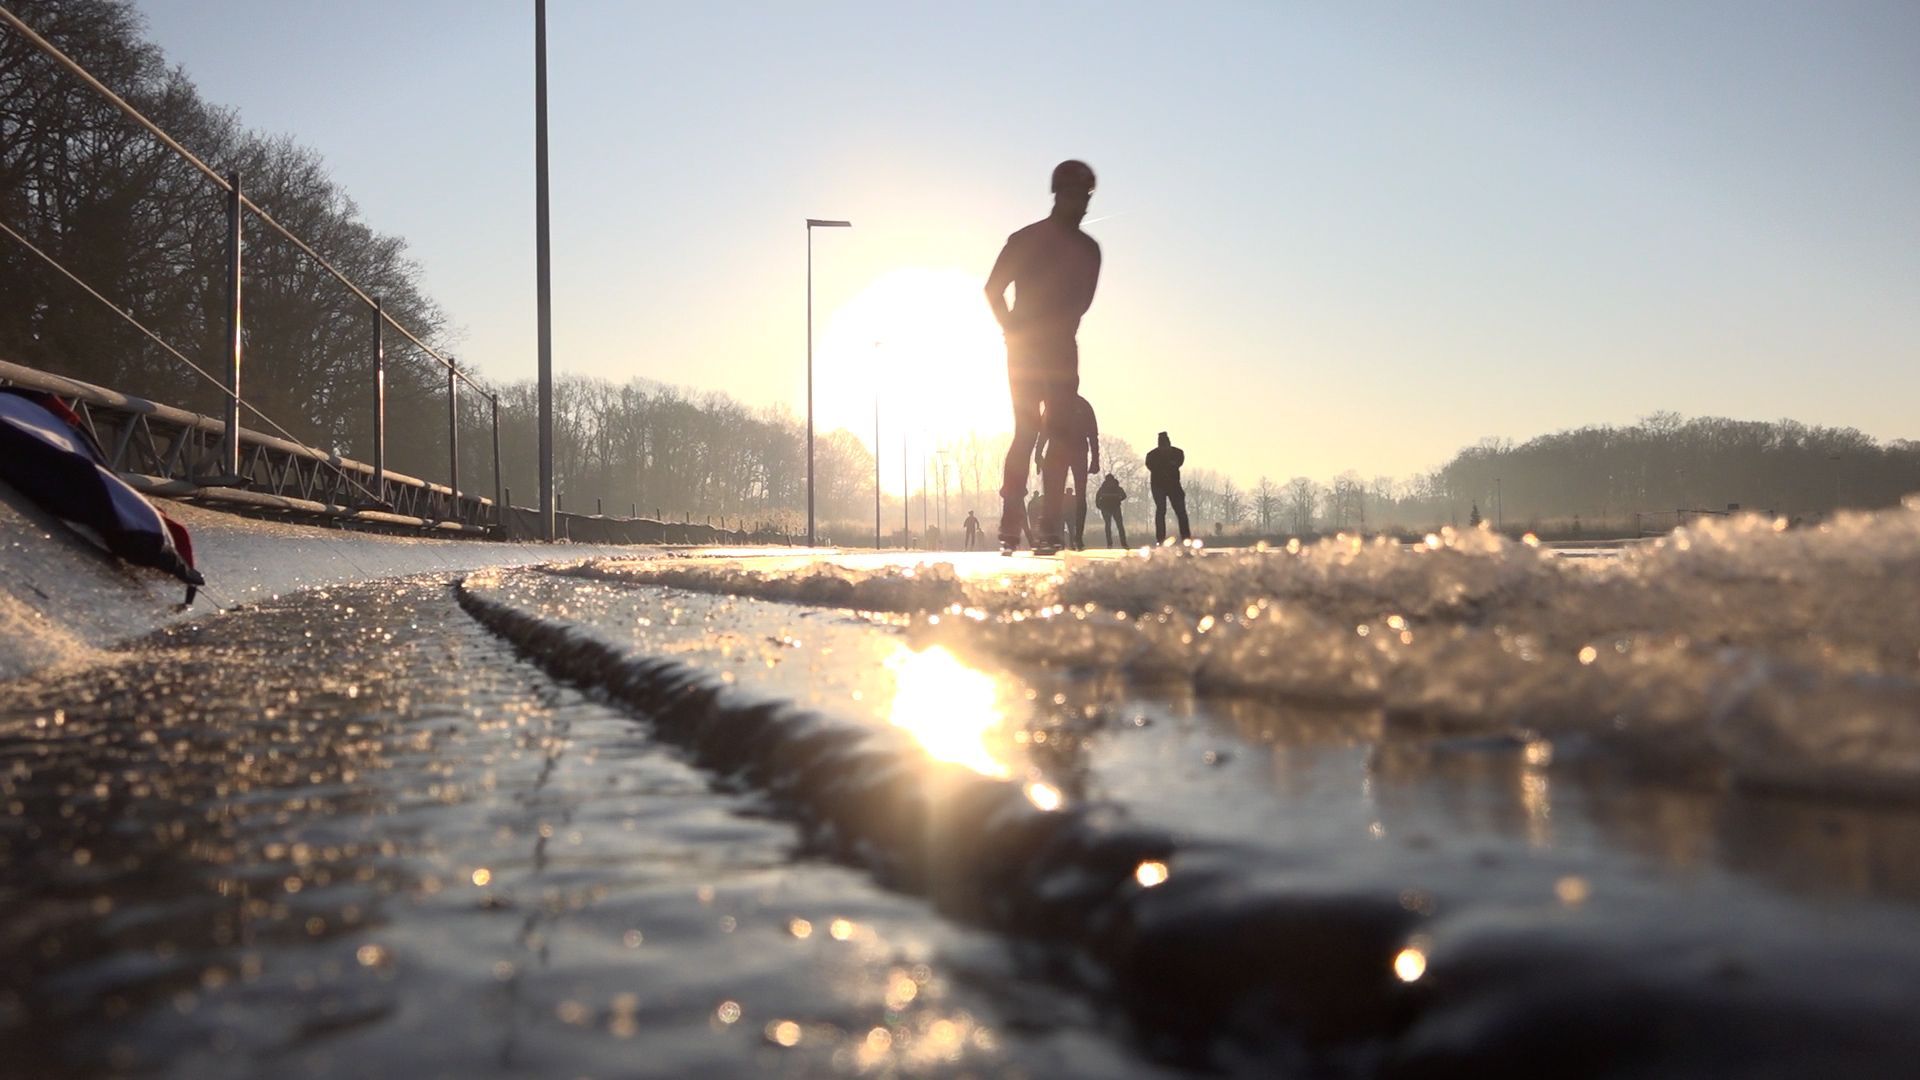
xmin=884 ymin=644 xmax=1010 ymax=778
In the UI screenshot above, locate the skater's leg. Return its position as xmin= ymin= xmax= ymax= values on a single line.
xmin=1000 ymin=372 xmax=1042 ymax=543
xmin=1172 ymin=491 xmax=1192 ymax=541
xmin=1154 ymin=492 xmax=1169 ymax=544
xmin=1101 ymin=510 xmax=1113 ymax=547
xmin=1036 ymin=384 xmax=1074 ymax=547
xmin=1039 ymin=452 xmax=1069 ymax=547
xmin=1070 ymin=462 xmax=1089 ymax=549
xmin=1116 ymin=508 xmax=1128 ymax=548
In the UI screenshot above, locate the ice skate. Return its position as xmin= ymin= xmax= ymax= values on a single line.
xmin=997 ymin=494 xmax=1027 ymax=556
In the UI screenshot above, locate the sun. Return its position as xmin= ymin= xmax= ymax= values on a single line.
xmin=815 ymin=267 xmax=1009 ymax=449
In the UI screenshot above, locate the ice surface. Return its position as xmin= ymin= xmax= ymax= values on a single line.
xmin=567 ymin=503 xmax=1920 ymax=800
xmin=457 ymin=543 xmax=1920 ymax=1074
xmin=0 ymin=485 xmax=647 ymax=681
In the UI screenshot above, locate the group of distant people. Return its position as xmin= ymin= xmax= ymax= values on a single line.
xmin=959 ymin=159 xmax=1193 ymax=555
xmin=960 ymin=425 xmax=1190 ymax=552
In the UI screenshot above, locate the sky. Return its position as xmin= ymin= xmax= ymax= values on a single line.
xmin=126 ymin=0 xmax=1920 ymax=488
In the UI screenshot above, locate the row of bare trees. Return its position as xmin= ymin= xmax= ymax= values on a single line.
xmin=470 ymin=386 xmax=1920 ymax=541
xmin=3 ymin=0 xmax=455 ymax=480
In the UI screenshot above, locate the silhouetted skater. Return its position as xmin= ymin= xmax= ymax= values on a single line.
xmin=1145 ymin=431 xmax=1191 ymax=543
xmin=1034 ymin=393 xmax=1100 ymax=550
xmin=1024 ymin=491 xmax=1044 ymax=548
xmin=1094 ymin=472 xmax=1128 ymax=548
xmin=962 ymin=510 xmax=982 ymax=550
xmin=986 ymin=160 xmax=1101 ymax=555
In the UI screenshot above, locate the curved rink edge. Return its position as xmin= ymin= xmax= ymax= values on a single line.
xmin=454 ymin=574 xmax=1920 ymax=1079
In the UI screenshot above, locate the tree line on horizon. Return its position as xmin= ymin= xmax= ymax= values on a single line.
xmin=1203 ymin=411 xmax=1918 ymax=540
xmin=7 ymin=1 xmax=1915 ymax=541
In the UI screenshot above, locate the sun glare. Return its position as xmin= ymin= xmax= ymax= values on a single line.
xmin=817 ymin=267 xmax=1008 ymax=448
xmin=885 ymin=644 xmax=1010 ymax=778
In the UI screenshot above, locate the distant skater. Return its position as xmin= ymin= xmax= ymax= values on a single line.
xmin=1023 ymin=491 xmax=1043 ymax=548
xmin=1145 ymin=431 xmax=1192 ymax=543
xmin=962 ymin=510 xmax=981 ymax=550
xmin=1094 ymin=472 xmax=1128 ymax=548
xmin=1033 ymin=393 xmax=1100 ymax=550
xmin=985 ymin=160 xmax=1102 ymax=555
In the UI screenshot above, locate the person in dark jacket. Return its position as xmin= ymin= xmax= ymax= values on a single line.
xmin=1144 ymin=431 xmax=1191 ymax=543
xmin=962 ymin=510 xmax=982 ymax=550
xmin=1034 ymin=393 xmax=1100 ymax=550
xmin=1093 ymin=472 xmax=1128 ymax=548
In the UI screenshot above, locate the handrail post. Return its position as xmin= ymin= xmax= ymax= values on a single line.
xmin=490 ymin=392 xmax=503 ymax=526
xmin=447 ymin=361 xmax=460 ymax=517
xmin=371 ymin=297 xmax=386 ymax=500
xmin=223 ymin=169 xmax=243 ymax=477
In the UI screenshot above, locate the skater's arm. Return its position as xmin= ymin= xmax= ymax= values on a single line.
xmin=1085 ymin=401 xmax=1100 ymax=473
xmin=985 ymin=239 xmax=1017 ymax=331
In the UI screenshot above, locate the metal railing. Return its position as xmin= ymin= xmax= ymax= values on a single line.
xmin=0 ymin=358 xmax=494 ymax=531
xmin=1 ymin=4 xmax=500 ymax=522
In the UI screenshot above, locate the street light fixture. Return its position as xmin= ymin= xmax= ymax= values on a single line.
xmin=806 ymin=218 xmax=851 ymax=548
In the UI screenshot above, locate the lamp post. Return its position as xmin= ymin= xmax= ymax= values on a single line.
xmin=806 ymin=218 xmax=851 ymax=548
xmin=936 ymin=448 xmax=950 ymax=540
xmin=534 ymin=0 xmax=555 ymax=541
xmin=871 ymin=340 xmax=883 ymax=550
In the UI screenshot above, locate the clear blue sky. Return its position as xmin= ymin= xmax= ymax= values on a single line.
xmin=130 ymin=0 xmax=1919 ymax=485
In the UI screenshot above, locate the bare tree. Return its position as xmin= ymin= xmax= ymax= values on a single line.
xmin=1285 ymin=476 xmax=1319 ymax=535
xmin=1098 ymin=433 xmax=1143 ymax=493
xmin=1253 ymin=475 xmax=1280 ymax=534
xmin=1219 ymin=478 xmax=1246 ymax=529
xmin=1328 ymin=471 xmax=1366 ymax=530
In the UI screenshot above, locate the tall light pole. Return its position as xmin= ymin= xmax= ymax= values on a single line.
xmin=1495 ymin=476 xmax=1503 ymax=530
xmin=871 ymin=340 xmax=883 ymax=550
xmin=533 ymin=0 xmax=556 ymax=540
xmin=805 ymin=218 xmax=851 ymax=548
xmin=936 ymin=448 xmax=950 ymax=540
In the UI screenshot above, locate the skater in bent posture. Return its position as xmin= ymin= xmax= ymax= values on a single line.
xmin=985 ymin=159 xmax=1101 ymax=555
xmin=1033 ymin=393 xmax=1100 ymax=550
